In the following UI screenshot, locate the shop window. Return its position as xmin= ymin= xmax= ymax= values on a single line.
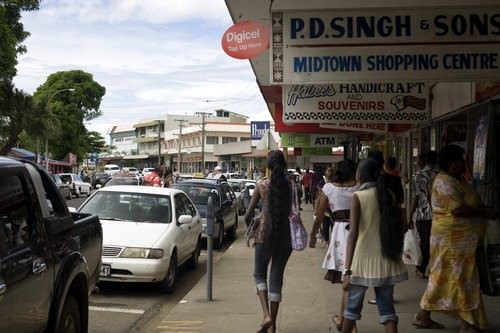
xmin=222 ymin=137 xmax=237 ymax=144
xmin=206 ymin=136 xmax=218 ymax=144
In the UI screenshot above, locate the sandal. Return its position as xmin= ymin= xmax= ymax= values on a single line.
xmin=257 ymin=320 xmax=272 ymax=333
xmin=414 ymin=270 xmax=427 ymax=279
xmin=332 ymin=315 xmax=342 ymax=331
xmin=368 ymin=298 xmax=377 ymax=305
xmin=412 ymin=314 xmax=445 ymax=329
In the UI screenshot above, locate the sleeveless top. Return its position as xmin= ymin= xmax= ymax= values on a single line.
xmin=350 ymin=187 xmax=408 ymax=286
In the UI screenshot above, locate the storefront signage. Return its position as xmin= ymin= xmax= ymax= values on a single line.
xmin=319 ymin=123 xmax=388 ymax=134
xmin=281 ymin=133 xmax=348 ymax=147
xmin=250 ymin=121 xmax=271 ymax=140
xmin=283 ymin=83 xmax=428 ymax=123
xmin=222 ymin=20 xmax=269 ymax=59
xmin=271 ymin=8 xmax=500 ymax=84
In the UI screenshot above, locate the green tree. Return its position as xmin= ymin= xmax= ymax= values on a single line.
xmin=0 ymin=80 xmax=36 ymax=154
xmin=33 ymin=70 xmax=106 ymax=162
xmin=0 ymin=1 xmax=41 ymax=82
xmin=86 ymin=131 xmax=106 ymax=153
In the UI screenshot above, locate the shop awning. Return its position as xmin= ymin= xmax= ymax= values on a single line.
xmin=122 ymin=154 xmax=149 ymax=160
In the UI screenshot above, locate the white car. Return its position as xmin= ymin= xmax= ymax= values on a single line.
xmin=227 ymin=179 xmax=256 ymax=215
xmin=77 ymin=186 xmax=202 ymax=293
xmin=59 ymin=173 xmax=92 ymax=197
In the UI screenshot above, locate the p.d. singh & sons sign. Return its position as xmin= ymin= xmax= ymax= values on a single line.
xmin=283 ymin=82 xmax=428 ymax=124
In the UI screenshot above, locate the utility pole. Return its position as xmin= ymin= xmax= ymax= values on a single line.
xmin=174 ymin=119 xmax=188 ymax=173
xmin=194 ymin=112 xmax=212 ymax=172
xmin=157 ymin=119 xmax=162 ymax=166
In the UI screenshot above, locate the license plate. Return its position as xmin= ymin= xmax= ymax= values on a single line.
xmin=100 ymin=264 xmax=111 ymax=277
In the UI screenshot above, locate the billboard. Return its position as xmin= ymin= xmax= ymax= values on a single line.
xmin=283 ymin=82 xmax=428 ymax=123
xmin=271 ymin=8 xmax=500 ymax=84
xmin=251 ymin=121 xmax=271 ymax=140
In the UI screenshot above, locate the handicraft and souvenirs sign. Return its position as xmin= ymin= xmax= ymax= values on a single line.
xmin=283 ymin=82 xmax=428 ymax=124
xmin=271 ymin=7 xmax=500 ymax=84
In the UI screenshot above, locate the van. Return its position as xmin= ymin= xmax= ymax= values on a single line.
xmin=104 ymin=164 xmax=121 ymax=175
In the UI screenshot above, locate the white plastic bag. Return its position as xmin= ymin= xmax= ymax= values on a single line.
xmin=402 ymin=229 xmax=422 ymax=266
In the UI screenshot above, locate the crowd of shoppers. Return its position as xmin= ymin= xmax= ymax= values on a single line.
xmin=241 ymin=144 xmax=497 ymax=333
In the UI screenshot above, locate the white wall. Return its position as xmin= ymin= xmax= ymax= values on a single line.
xmin=431 ymin=82 xmax=475 ymax=119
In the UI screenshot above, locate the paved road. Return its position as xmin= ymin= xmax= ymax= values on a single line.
xmin=67 ymin=195 xmax=244 ymax=333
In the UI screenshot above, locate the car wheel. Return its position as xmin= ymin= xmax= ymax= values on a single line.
xmin=227 ymin=213 xmax=238 ymax=240
xmin=214 ymin=222 xmax=224 ymax=249
xmin=56 ymin=295 xmax=81 ymax=333
xmin=158 ymin=252 xmax=178 ymax=293
xmin=66 ymin=191 xmax=72 ymax=200
xmin=187 ymin=238 xmax=201 ymax=270
xmin=74 ymin=189 xmax=80 ymax=198
xmin=87 ymin=188 xmax=91 ymax=197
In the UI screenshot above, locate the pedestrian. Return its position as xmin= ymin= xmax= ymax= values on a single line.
xmin=173 ymin=167 xmax=179 ymax=182
xmin=365 ymin=150 xmax=405 ymax=305
xmin=302 ymin=168 xmax=312 ymax=204
xmin=384 ymin=156 xmax=401 ymax=177
xmin=341 ymin=158 xmax=408 ymax=333
xmin=295 ymin=166 xmax=303 ymax=211
xmin=143 ymin=166 xmax=162 ymax=187
xmin=413 ymin=144 xmax=497 ymax=332
xmin=244 ymin=150 xmax=294 ymax=333
xmin=407 ymin=150 xmax=438 ymax=279
xmin=311 ymin=166 xmax=326 ymax=204
xmin=163 ymin=167 xmax=174 ymax=187
xmin=310 ymin=159 xmax=358 ymax=331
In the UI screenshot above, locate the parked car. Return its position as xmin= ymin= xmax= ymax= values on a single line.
xmin=141 ymin=167 xmax=155 ymax=177
xmin=104 ymin=164 xmax=121 ymax=176
xmin=91 ymin=172 xmax=110 ymax=189
xmin=0 ymin=157 xmax=102 ymax=332
xmin=227 ymin=179 xmax=245 ymax=215
xmin=59 ymin=173 xmax=92 ymax=197
xmin=49 ymin=172 xmax=72 ymax=200
xmin=172 ymin=179 xmax=239 ymax=248
xmin=78 ymin=185 xmax=202 ymax=293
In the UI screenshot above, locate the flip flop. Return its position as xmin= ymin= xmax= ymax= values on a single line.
xmin=332 ymin=315 xmax=342 ymax=331
xmin=412 ymin=319 xmax=445 ymax=329
xmin=368 ymin=298 xmax=377 ymax=305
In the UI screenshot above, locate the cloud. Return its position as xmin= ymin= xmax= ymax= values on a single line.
xmin=14 ymin=1 xmax=271 ymax=140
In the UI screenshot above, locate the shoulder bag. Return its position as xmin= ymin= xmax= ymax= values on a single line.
xmin=289 ymin=182 xmax=308 ymax=251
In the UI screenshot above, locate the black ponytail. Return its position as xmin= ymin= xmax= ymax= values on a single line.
xmin=377 ymin=176 xmax=404 ymax=261
xmin=267 ymin=151 xmax=292 ymax=251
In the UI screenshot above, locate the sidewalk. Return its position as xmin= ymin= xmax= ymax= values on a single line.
xmin=155 ymin=204 xmax=500 ymax=332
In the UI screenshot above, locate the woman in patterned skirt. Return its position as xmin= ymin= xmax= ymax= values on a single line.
xmin=414 ymin=144 xmax=497 ymax=332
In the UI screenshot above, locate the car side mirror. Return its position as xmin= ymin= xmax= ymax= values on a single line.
xmin=178 ymin=215 xmax=193 ymax=224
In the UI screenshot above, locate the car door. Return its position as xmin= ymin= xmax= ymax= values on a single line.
xmin=179 ymin=193 xmax=200 ymax=251
xmin=219 ymin=184 xmax=235 ymax=230
xmin=173 ymin=194 xmax=191 ymax=261
xmin=0 ymin=217 xmax=12 ymax=331
xmin=0 ymin=171 xmax=53 ymax=332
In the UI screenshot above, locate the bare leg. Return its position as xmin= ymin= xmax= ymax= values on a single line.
xmin=384 ymin=320 xmax=397 ymax=333
xmin=257 ymin=291 xmax=272 ymax=333
xmin=341 ymin=319 xmax=355 ymax=333
xmin=269 ymin=301 xmax=280 ymax=333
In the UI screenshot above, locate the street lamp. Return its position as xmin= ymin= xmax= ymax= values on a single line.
xmin=45 ymin=88 xmax=75 ymax=171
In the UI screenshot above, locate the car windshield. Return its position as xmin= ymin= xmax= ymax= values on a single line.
xmin=173 ymin=184 xmax=220 ymax=206
xmin=59 ymin=174 xmax=72 ymax=183
xmin=79 ymin=191 xmax=171 ymax=223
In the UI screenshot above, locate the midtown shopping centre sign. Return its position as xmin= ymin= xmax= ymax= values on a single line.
xmin=271 ymin=7 xmax=500 ymax=84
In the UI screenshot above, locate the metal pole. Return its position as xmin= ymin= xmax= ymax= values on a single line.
xmin=174 ymin=119 xmax=187 ymax=173
xmin=201 ymin=113 xmax=205 ymax=172
xmin=206 ymin=195 xmax=214 ymax=301
xmin=157 ymin=119 xmax=162 ymax=165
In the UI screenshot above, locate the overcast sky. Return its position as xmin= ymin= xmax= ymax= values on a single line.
xmin=13 ymin=0 xmax=270 ymax=139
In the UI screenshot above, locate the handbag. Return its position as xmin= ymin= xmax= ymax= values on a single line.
xmin=402 ymin=228 xmax=422 ymax=266
xmin=245 ymin=215 xmax=260 ymax=247
xmin=289 ymin=182 xmax=308 ymax=251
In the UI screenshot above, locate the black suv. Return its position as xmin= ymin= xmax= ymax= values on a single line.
xmin=173 ymin=178 xmax=238 ymax=248
xmin=91 ymin=172 xmax=110 ymax=188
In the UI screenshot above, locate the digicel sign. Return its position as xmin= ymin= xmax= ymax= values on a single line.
xmin=221 ymin=21 xmax=269 ymax=59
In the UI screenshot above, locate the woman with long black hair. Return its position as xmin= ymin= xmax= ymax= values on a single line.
xmin=244 ymin=150 xmax=294 ymax=333
xmin=341 ymin=158 xmax=408 ymax=333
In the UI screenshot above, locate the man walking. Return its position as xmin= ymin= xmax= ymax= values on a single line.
xmin=302 ymin=168 xmax=312 ymax=204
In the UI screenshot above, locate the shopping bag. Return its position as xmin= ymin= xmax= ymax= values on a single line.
xmin=289 ymin=182 xmax=307 ymax=251
xmin=402 ymin=229 xmax=422 ymax=266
